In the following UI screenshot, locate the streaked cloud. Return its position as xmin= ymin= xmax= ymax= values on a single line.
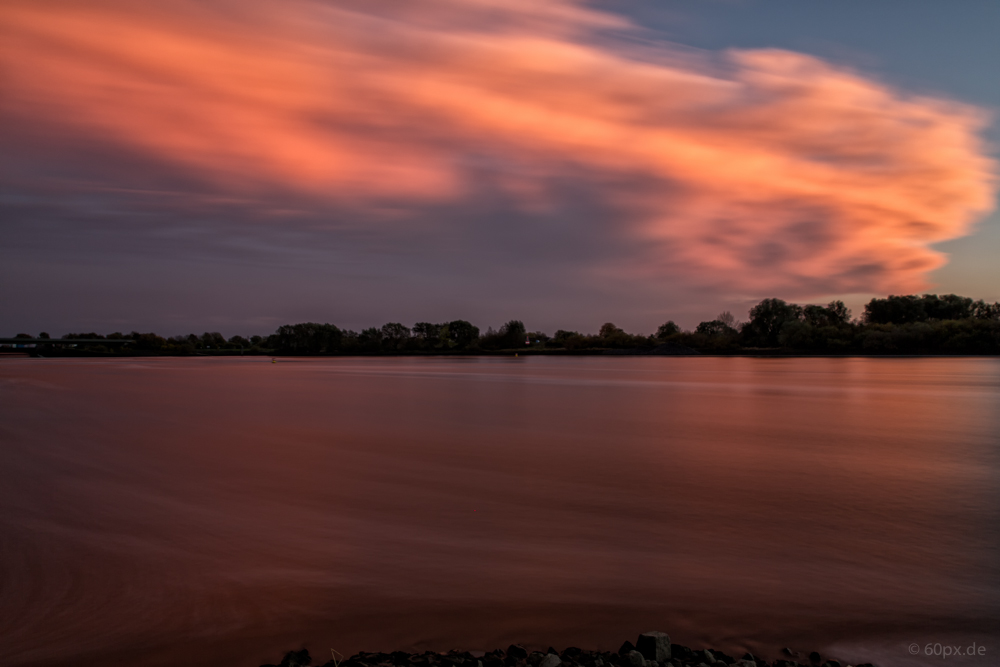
xmin=1 ymin=0 xmax=996 ymax=302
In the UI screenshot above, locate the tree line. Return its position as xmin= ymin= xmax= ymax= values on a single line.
xmin=17 ymin=293 xmax=1000 ymax=356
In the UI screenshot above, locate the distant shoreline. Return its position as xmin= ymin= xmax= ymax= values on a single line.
xmin=5 ymin=293 xmax=1000 ymax=357
xmin=5 ymin=347 xmax=999 ymax=359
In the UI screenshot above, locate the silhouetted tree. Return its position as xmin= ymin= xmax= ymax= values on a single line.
xmin=412 ymin=322 xmax=442 ymax=348
xmin=380 ymin=322 xmax=410 ymax=350
xmin=131 ymin=332 xmax=167 ymax=351
xmin=481 ymin=320 xmax=527 ymax=349
xmin=444 ymin=320 xmax=479 ymax=349
xmin=358 ymin=327 xmax=383 ymax=352
xmin=695 ymin=320 xmax=737 ymax=337
xmin=973 ymin=300 xmax=1000 ymax=320
xmin=924 ymin=294 xmax=974 ymax=320
xmin=274 ymin=323 xmax=342 ymax=354
xmin=599 ymin=322 xmax=622 ymax=338
xmin=499 ymin=320 xmax=527 ymax=347
xmin=655 ymin=321 xmax=680 ymax=338
xmin=864 ymin=295 xmax=925 ymax=324
xmin=742 ymin=298 xmax=803 ymax=347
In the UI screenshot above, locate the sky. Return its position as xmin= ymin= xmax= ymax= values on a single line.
xmin=2 ymin=0 xmax=998 ymax=337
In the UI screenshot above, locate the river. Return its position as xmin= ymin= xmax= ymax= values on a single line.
xmin=1 ymin=357 xmax=997 ymax=666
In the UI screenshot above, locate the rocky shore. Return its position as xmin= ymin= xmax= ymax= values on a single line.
xmin=259 ymin=632 xmax=874 ymax=667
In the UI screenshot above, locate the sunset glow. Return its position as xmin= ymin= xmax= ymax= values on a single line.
xmin=1 ymin=0 xmax=998 ymax=329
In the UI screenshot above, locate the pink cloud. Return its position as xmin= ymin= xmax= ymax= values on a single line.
xmin=2 ymin=0 xmax=995 ymax=296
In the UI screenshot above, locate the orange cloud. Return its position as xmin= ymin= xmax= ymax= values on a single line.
xmin=2 ymin=0 xmax=995 ymax=295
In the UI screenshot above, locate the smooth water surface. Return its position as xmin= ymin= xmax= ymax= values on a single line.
xmin=1 ymin=357 xmax=998 ymax=667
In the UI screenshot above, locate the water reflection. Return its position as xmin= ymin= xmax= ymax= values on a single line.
xmin=1 ymin=357 xmax=998 ymax=667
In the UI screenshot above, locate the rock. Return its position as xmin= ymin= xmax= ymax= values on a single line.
xmin=562 ymin=648 xmax=583 ymax=660
xmin=508 ymin=646 xmax=529 ymax=661
xmin=539 ymin=655 xmax=562 ymax=667
xmin=809 ymin=652 xmax=822 ymax=664
xmin=626 ymin=650 xmax=646 ymax=667
xmin=735 ymin=661 xmax=755 ymax=667
xmin=668 ymin=645 xmax=694 ymax=663
xmin=636 ymin=632 xmax=671 ymax=662
xmin=618 ymin=642 xmax=636 ymax=656
xmin=821 ymin=662 xmax=841 ymax=667
xmin=280 ymin=649 xmax=312 ymax=667
xmin=701 ymin=649 xmax=716 ymax=664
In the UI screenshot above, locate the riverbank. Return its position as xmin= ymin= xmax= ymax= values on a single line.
xmin=260 ymin=634 xmax=870 ymax=667
xmin=10 ymin=345 xmax=1000 ymax=358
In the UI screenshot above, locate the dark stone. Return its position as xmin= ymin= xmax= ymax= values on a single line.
xmin=484 ymin=656 xmax=504 ymax=667
xmin=636 ymin=632 xmax=671 ymax=662
xmin=715 ymin=651 xmax=736 ymax=665
xmin=508 ymin=646 xmax=529 ymax=661
xmin=539 ymin=655 xmax=562 ymax=667
xmin=625 ymin=650 xmax=646 ymax=667
xmin=281 ymin=650 xmax=312 ymax=667
xmin=668 ymin=645 xmax=695 ymax=663
xmin=618 ymin=642 xmax=636 ymax=656
xmin=773 ymin=661 xmax=797 ymax=667
xmin=503 ymin=657 xmax=519 ymax=667
xmin=808 ymin=653 xmax=821 ymax=665
xmin=821 ymin=662 xmax=840 ymax=667
xmin=780 ymin=649 xmax=798 ymax=658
